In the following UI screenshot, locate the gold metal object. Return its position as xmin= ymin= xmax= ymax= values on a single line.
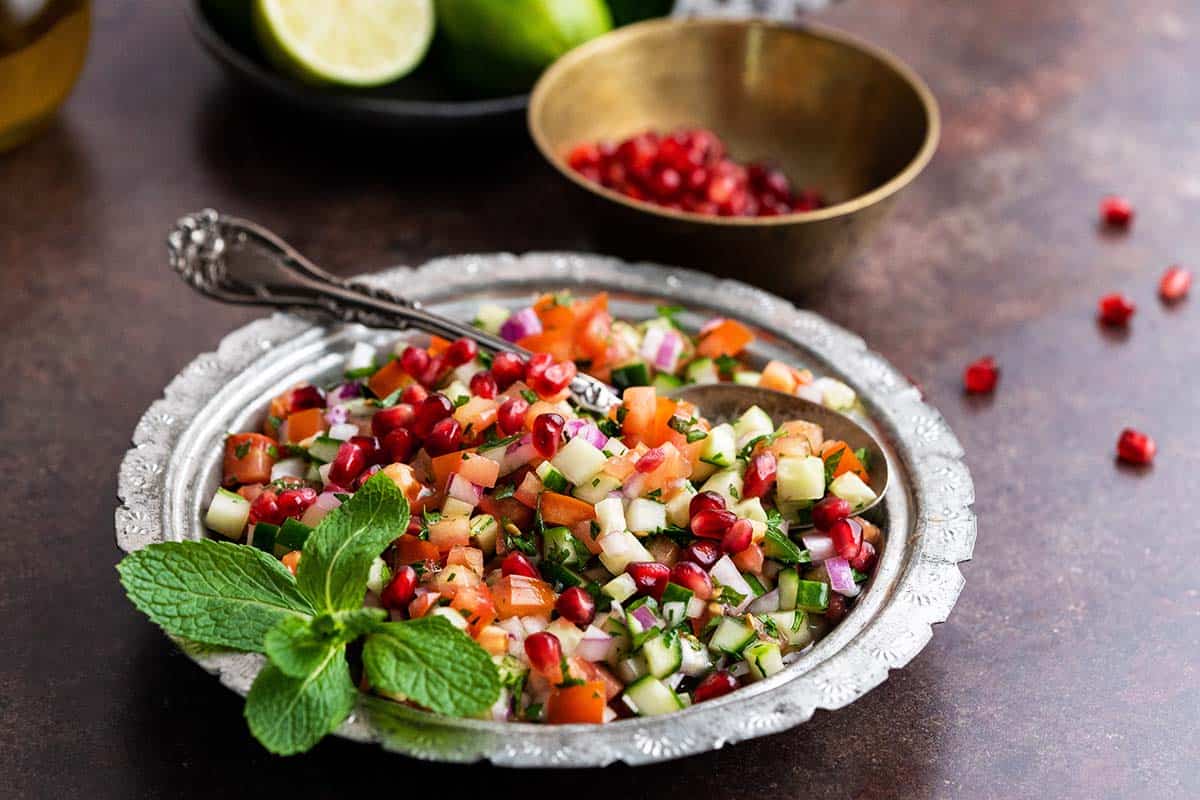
xmin=528 ymin=17 xmax=939 ymax=294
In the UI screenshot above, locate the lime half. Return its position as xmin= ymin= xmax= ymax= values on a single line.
xmin=253 ymin=0 xmax=435 ymax=87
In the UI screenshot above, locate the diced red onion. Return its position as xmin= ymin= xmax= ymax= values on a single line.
xmin=655 ymin=330 xmax=684 ymax=372
xmin=328 ymin=422 xmax=358 ymax=441
xmin=520 ymin=616 xmax=549 ymax=635
xmin=564 ymin=419 xmax=607 ymax=449
xmin=748 ymin=588 xmax=780 ymax=614
xmin=801 ymin=533 xmax=836 ymax=562
xmin=447 ymin=473 xmax=483 ymax=506
xmin=622 ymin=473 xmax=647 ymax=498
xmin=631 ymin=605 xmax=662 ymax=631
xmin=708 ymin=556 xmax=755 ymax=613
xmin=794 ymin=384 xmax=823 ymax=404
xmin=640 ymin=326 xmax=665 ymax=364
xmin=490 ymin=690 xmax=511 ymax=721
xmin=501 ymin=435 xmax=536 ymax=474
xmin=499 ymin=307 xmax=541 ymax=342
xmin=575 ymin=626 xmax=614 ymax=662
xmin=270 ymin=458 xmax=307 ymax=482
xmin=331 ymin=382 xmax=363 ymax=402
xmin=324 ymin=405 xmax=349 ymax=427
xmin=300 ymin=491 xmax=342 ymax=527
xmin=825 ymin=557 xmax=860 ymax=597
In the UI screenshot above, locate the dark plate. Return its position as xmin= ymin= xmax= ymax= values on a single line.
xmin=187 ymin=0 xmax=529 ymax=134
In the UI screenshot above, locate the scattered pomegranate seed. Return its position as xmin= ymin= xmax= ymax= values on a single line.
xmin=1159 ymin=266 xmax=1192 ymax=302
xmin=824 ymin=593 xmax=847 ymax=624
xmin=469 ymin=371 xmax=498 ymax=399
xmin=689 ymin=508 xmax=737 ymax=539
xmin=525 ymin=353 xmax=553 ymax=384
xmin=827 ymin=518 xmax=861 ymax=561
xmin=1116 ymin=428 xmax=1156 ymax=465
xmin=531 ymin=359 xmax=577 ymax=397
xmin=288 ymin=385 xmax=325 ymax=411
xmin=693 ymin=670 xmax=739 ymax=703
xmin=372 ymin=404 xmax=415 ymax=438
xmin=1100 ymin=195 xmax=1134 ymax=228
xmin=400 ymin=383 xmax=428 ymax=406
xmin=680 ymin=539 xmax=722 ymax=569
xmin=669 ymin=561 xmax=713 ymax=599
xmin=497 ymin=396 xmax=530 ymax=435
xmin=689 ymin=490 xmax=726 ymax=518
xmin=380 ymin=565 xmax=418 ymax=609
xmin=275 ymin=487 xmax=317 ymax=520
xmin=555 ymin=587 xmax=596 ymax=627
xmin=445 ymin=337 xmax=478 ymax=367
xmin=531 ymin=413 xmax=565 ymax=459
xmin=963 ymin=356 xmax=1000 ymax=394
xmin=635 ymin=447 xmax=666 ymax=474
xmin=249 ymin=490 xmax=283 ymax=526
xmin=425 ymin=417 xmax=463 ymax=456
xmin=349 ymin=435 xmax=386 ymax=467
xmin=412 ymin=393 xmax=453 ymax=437
xmin=489 ymin=351 xmax=526 ymax=389
xmin=382 ymin=427 xmax=417 ymax=463
xmin=811 ymin=496 xmax=852 ymax=532
xmin=418 ymin=353 xmax=448 ymax=387
xmin=525 ymin=631 xmax=563 ymax=679
xmin=328 ymin=441 xmax=366 ymax=486
xmin=626 ymin=561 xmax=671 ymax=600
xmin=720 ymin=519 xmax=754 ymax=554
xmin=501 ymin=552 xmax=541 ymax=579
xmin=741 ymin=453 xmax=778 ymax=499
xmin=849 ymin=540 xmax=877 ymax=572
xmin=1097 ymin=292 xmax=1136 ymax=326
xmin=399 ymin=346 xmax=430 ymax=378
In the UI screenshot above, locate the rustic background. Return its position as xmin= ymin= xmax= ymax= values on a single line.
xmin=2 ymin=1 xmax=1197 ymax=798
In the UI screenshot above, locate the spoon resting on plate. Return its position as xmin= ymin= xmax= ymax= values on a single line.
xmin=166 ymin=209 xmax=888 ymax=523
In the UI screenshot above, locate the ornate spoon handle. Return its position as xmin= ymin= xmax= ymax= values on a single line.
xmin=166 ymin=209 xmax=621 ymax=413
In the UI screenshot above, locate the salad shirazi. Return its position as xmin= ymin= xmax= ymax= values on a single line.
xmin=122 ymin=292 xmax=882 ymax=750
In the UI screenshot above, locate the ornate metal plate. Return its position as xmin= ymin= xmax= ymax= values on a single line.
xmin=116 ymin=252 xmax=975 ymax=766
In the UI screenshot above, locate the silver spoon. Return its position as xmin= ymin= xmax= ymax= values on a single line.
xmin=167 ymin=209 xmax=888 ymax=522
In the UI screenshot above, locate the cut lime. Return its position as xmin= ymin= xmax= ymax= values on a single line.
xmin=253 ymin=0 xmax=435 ymax=88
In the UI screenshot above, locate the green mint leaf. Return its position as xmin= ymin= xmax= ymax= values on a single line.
xmin=377 ymin=388 xmax=404 ymax=408
xmin=297 ymin=471 xmax=410 ymax=613
xmin=244 ymin=649 xmax=356 ymax=755
xmin=362 ymin=617 xmax=500 ymax=717
xmin=264 ymin=608 xmax=386 ymax=679
xmin=117 ymin=540 xmax=314 ymax=652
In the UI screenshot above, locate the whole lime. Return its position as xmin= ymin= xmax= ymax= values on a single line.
xmin=435 ymin=0 xmax=612 ymax=93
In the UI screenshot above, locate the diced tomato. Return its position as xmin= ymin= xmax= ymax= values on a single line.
xmin=455 ymin=452 xmax=500 ymax=488
xmin=236 ymin=483 xmax=265 ymax=503
xmin=573 ymin=659 xmax=623 ymax=701
xmin=223 ymin=433 xmax=278 ymax=486
xmin=427 ymin=336 xmax=451 ymax=356
xmin=572 ymin=520 xmax=603 ymax=555
xmin=638 ymin=441 xmax=690 ymax=493
xmin=382 ymin=463 xmax=426 ymax=505
xmin=408 ymin=592 xmax=440 ymax=619
xmin=280 ymin=550 xmax=301 ymax=575
xmin=264 ymin=394 xmax=290 ymax=437
xmin=492 ymin=574 xmax=557 ymax=618
xmin=450 ymin=584 xmax=496 ymax=635
xmin=478 ymin=492 xmax=534 ymax=530
xmin=697 ymin=318 xmax=754 ymax=358
xmin=431 ymin=450 xmax=476 ymax=491
xmin=433 ymin=564 xmax=481 ymax=597
xmin=475 ymin=624 xmax=510 ymax=656
xmin=428 ymin=516 xmax=471 ymax=552
xmin=279 ymin=407 xmax=326 ymax=445
xmin=524 ymin=399 xmax=562 ymax=429
xmin=446 ymin=545 xmax=485 ymax=576
xmin=758 ymin=360 xmax=799 ymax=394
xmin=821 ymin=440 xmax=869 ymax=482
xmin=621 ymin=386 xmax=657 ymax=444
xmin=367 ymin=359 xmax=411 ymax=400
xmin=545 ymin=681 xmax=606 ymax=724
xmin=517 ymin=330 xmax=574 ymax=363
xmin=533 ymin=293 xmax=577 ymax=329
xmin=540 ymin=492 xmax=595 ymax=526
xmin=454 ymin=397 xmax=498 ymax=438
xmin=643 ymin=397 xmax=677 ymax=447
xmin=395 ymin=534 xmax=440 ymax=566
xmin=732 ymin=542 xmax=764 ymax=573
xmin=601 ymin=450 xmax=638 ymax=480
xmin=514 ymin=472 xmax=544 ymax=508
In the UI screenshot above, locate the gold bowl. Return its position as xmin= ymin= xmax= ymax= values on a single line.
xmin=528 ymin=17 xmax=939 ymax=295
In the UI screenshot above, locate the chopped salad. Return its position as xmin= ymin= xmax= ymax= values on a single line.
xmin=207 ymin=293 xmax=881 ymax=724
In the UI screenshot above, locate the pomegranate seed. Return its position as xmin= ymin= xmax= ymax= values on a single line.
xmin=824 ymin=593 xmax=847 ymax=623
xmin=849 ymin=540 xmax=876 ymax=572
xmin=425 ymin=417 xmax=462 ymax=456
xmin=650 ymin=167 xmax=682 ymax=199
xmin=524 ymin=631 xmax=563 ymax=678
xmin=1159 ymin=266 xmax=1192 ymax=302
xmin=793 ymin=189 xmax=825 ymax=211
xmin=636 ymin=447 xmax=666 ymax=474
xmin=681 ymin=539 xmax=722 ymax=569
xmin=353 ymin=463 xmax=382 ymax=489
xmin=497 ymin=397 xmax=530 ymax=435
xmin=248 ymin=490 xmax=283 ymax=525
xmin=567 ymin=143 xmax=601 ymax=170
xmin=276 ymin=487 xmax=316 ymax=519
xmin=501 ymin=552 xmax=541 ymax=579
xmin=349 ymin=435 xmax=386 ymax=467
xmin=329 ymin=441 xmax=367 ymax=486
xmin=812 ymin=496 xmax=852 ymax=531
xmin=401 ymin=384 xmax=428 ymax=406
xmin=418 ymin=354 xmax=447 ymax=387
xmin=741 ymin=453 xmax=777 ymax=499
xmin=288 ymin=385 xmax=325 ymax=411
xmin=1116 ymin=428 xmax=1156 ymax=465
xmin=827 ymin=518 xmax=861 ymax=560
xmin=526 ymin=352 xmax=553 ymax=382
xmin=490 ymin=351 xmax=526 ymax=389
xmin=1098 ymin=293 xmax=1136 ymax=326
xmin=382 ymin=427 xmax=417 ymax=463
xmin=445 ymin=337 xmax=478 ymax=367
xmin=531 ymin=360 xmax=576 ymax=397
xmin=1100 ymin=195 xmax=1133 ymax=228
xmin=372 ymin=404 xmax=415 ymax=438
xmin=721 ymin=519 xmax=754 ymax=554
xmin=963 ymin=356 xmax=999 ymax=394
xmin=669 ymin=561 xmax=713 ymax=599
xmin=685 ymin=167 xmax=709 ymax=193
xmin=380 ymin=565 xmax=418 ymax=609
xmin=690 ymin=508 xmax=736 ymax=539
xmin=626 ymin=561 xmax=671 ymax=600
xmin=707 ymin=174 xmax=738 ymax=204
xmin=555 ymin=587 xmax=596 ymax=627
xmin=531 ymin=413 xmax=565 ymax=459
xmin=616 ymin=135 xmax=657 ymax=177
xmin=412 ymin=393 xmax=454 ymax=437
xmin=693 ymin=670 xmax=739 ymax=703
xmin=689 ymin=491 xmax=726 ymax=517
xmin=399 ymin=346 xmax=430 ymax=378
xmin=469 ymin=371 xmax=497 ymax=399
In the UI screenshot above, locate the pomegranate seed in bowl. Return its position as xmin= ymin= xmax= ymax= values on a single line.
xmin=1116 ymin=428 xmax=1156 ymax=465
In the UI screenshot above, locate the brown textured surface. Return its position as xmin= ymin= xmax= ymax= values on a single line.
xmin=2 ymin=2 xmax=1198 ymax=798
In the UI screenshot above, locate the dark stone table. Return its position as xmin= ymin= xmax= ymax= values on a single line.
xmin=2 ymin=2 xmax=1196 ymax=797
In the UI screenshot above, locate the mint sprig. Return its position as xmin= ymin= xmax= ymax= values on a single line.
xmin=117 ymin=471 xmax=500 ymax=755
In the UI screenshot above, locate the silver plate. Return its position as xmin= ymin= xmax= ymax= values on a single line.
xmin=115 ymin=252 xmax=975 ymax=766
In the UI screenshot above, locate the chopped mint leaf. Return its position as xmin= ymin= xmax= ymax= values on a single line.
xmin=520 ymin=389 xmax=538 ymax=404
xmin=714 ymin=354 xmax=739 ymax=377
xmin=493 ymin=482 xmax=515 ymax=500
xmin=234 ymin=440 xmax=251 ymax=459
xmin=854 ymin=447 xmax=871 ymax=471
xmin=454 ymin=395 xmax=470 ymax=408
xmin=824 ymin=449 xmax=844 ymax=486
xmin=377 ymin=388 xmax=404 ymax=408
xmin=344 ymin=365 xmax=377 ymax=379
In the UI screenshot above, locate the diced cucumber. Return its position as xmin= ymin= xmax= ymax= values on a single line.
xmin=684 ymin=357 xmax=719 ymax=385
xmin=743 ymin=574 xmax=766 ymax=597
xmin=708 ymin=616 xmax=756 ymax=655
xmin=796 ymin=579 xmax=830 ymax=612
xmin=662 ymin=582 xmax=694 ymax=606
xmin=689 ymin=460 xmax=719 ymax=484
xmin=700 ymin=467 xmax=745 ymax=506
xmin=594 ymin=496 xmax=626 ymax=536
xmin=662 ymin=601 xmax=688 ymax=628
xmin=616 ymin=654 xmax=649 ymax=684
xmin=602 ymin=573 xmax=638 ymax=603
xmin=777 ymin=568 xmax=800 ymax=611
xmin=733 ymin=497 xmax=768 ymax=523
xmin=652 ymin=372 xmax=683 ymax=393
xmin=469 ymin=514 xmax=498 ymax=555
xmin=535 ymin=461 xmax=570 ymax=493
xmin=573 ymin=472 xmax=622 ymax=505
xmin=305 ymin=462 xmax=322 ymax=483
xmin=700 ymin=422 xmax=736 ymax=467
xmin=249 ymin=522 xmax=278 ymax=553
xmin=602 ymin=438 xmax=629 ymax=458
xmin=762 ymin=610 xmax=812 ymax=648
xmin=664 ymin=482 xmax=696 ymax=527
xmin=205 ymin=488 xmax=250 ymax=540
xmin=812 ymin=376 xmax=856 ymax=410
xmin=306 ymin=436 xmax=343 ymax=465
xmin=611 ymin=361 xmax=651 ymax=390
xmin=776 ymin=455 xmax=826 ymax=502
xmin=441 ymin=496 xmax=474 ymax=518
xmin=473 ymin=303 xmax=511 ymax=334
xmin=642 ymin=629 xmax=683 ymax=678
xmin=366 ymin=556 xmax=392 ymax=595
xmin=345 ymin=341 xmax=376 ymax=373
xmin=270 ymin=457 xmax=308 ymax=482
xmin=598 ymin=530 xmax=654 ymax=575
xmin=542 ymin=525 xmax=587 ymax=566
xmin=733 ymin=405 xmax=774 ymax=450
xmin=679 ymin=633 xmax=712 ymax=676
xmin=829 ymin=471 xmax=877 ymax=510
xmin=622 ymin=675 xmax=684 ymax=716
xmin=744 ymin=641 xmax=784 ymax=680
xmin=546 ymin=618 xmax=585 ymax=657
xmin=625 ymin=497 xmax=666 ymax=533
xmin=276 ymin=517 xmax=313 ymax=551
xmin=431 ymin=607 xmax=469 ymax=631
xmin=602 ymin=615 xmax=632 ymax=666
xmin=540 ymin=560 xmax=585 ymax=589
xmin=551 ymin=436 xmax=607 ymax=485
xmin=733 ymin=370 xmax=761 ymax=386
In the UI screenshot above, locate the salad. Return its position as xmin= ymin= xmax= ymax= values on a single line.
xmin=207 ymin=293 xmax=881 ymax=724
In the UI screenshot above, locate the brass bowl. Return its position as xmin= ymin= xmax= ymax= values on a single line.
xmin=528 ymin=17 xmax=939 ymax=294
